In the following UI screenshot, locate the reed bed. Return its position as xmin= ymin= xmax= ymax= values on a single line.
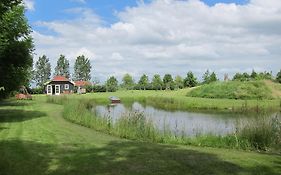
xmin=48 ymin=96 xmax=281 ymax=152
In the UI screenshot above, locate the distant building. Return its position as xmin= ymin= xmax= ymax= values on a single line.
xmin=74 ymin=81 xmax=92 ymax=94
xmin=44 ymin=76 xmax=75 ymax=95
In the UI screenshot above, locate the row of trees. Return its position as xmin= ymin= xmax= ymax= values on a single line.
xmin=33 ymin=54 xmax=91 ymax=87
xmin=101 ymin=69 xmax=281 ymax=92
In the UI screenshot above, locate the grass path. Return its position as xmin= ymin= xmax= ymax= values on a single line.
xmin=0 ymin=99 xmax=280 ymax=175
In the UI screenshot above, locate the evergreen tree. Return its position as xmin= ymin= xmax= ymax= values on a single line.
xmin=54 ymin=55 xmax=70 ymax=78
xmin=209 ymin=72 xmax=218 ymax=82
xmin=74 ymin=55 xmax=91 ymax=81
xmin=250 ymin=70 xmax=257 ymax=80
xmin=276 ymin=70 xmax=281 ymax=83
xmin=33 ymin=55 xmax=51 ymax=87
xmin=184 ymin=71 xmax=197 ymax=87
xmin=202 ymin=70 xmax=210 ymax=84
xmin=151 ymin=74 xmax=163 ymax=90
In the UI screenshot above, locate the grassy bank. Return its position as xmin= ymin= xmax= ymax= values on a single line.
xmin=188 ymin=80 xmax=281 ymax=100
xmin=46 ymin=89 xmax=281 ymax=112
xmin=48 ymin=96 xmax=281 ymax=152
xmin=1 ymin=98 xmax=281 ymax=174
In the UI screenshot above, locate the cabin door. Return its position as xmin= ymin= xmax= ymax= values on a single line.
xmin=46 ymin=85 xmax=52 ymax=95
xmin=55 ymin=85 xmax=60 ymax=95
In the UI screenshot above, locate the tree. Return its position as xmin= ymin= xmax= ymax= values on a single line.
xmin=276 ymin=70 xmax=281 ymax=83
xmin=184 ymin=71 xmax=197 ymax=87
xmin=151 ymin=74 xmax=163 ymax=90
xmin=138 ymin=74 xmax=149 ymax=90
xmin=0 ymin=0 xmax=33 ymax=98
xmin=174 ymin=75 xmax=184 ymax=89
xmin=54 ymin=55 xmax=70 ymax=78
xmin=209 ymin=72 xmax=218 ymax=82
xmin=163 ymin=74 xmax=174 ymax=90
xmin=202 ymin=70 xmax=210 ymax=84
xmin=250 ymin=70 xmax=257 ymax=80
xmin=74 ymin=55 xmax=91 ymax=81
xmin=122 ymin=73 xmax=134 ymax=90
xmin=233 ymin=72 xmax=250 ymax=81
xmin=33 ymin=55 xmax=51 ymax=87
xmin=106 ymin=76 xmax=118 ymax=92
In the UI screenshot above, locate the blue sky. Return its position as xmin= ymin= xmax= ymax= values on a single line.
xmin=26 ymin=0 xmax=249 ymax=25
xmin=24 ymin=0 xmax=281 ymax=82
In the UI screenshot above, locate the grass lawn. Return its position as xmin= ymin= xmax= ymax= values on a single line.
xmin=0 ymin=97 xmax=280 ymax=175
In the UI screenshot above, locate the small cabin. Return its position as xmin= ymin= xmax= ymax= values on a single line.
xmin=45 ymin=76 xmax=75 ymax=95
xmin=74 ymin=81 xmax=91 ymax=94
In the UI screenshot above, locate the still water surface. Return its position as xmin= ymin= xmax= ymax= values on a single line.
xmin=94 ymin=102 xmax=275 ymax=136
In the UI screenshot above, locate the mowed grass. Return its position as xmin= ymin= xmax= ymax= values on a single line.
xmin=0 ymin=98 xmax=281 ymax=175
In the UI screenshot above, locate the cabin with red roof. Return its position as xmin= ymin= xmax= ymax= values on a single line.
xmin=44 ymin=76 xmax=75 ymax=95
xmin=74 ymin=81 xmax=91 ymax=94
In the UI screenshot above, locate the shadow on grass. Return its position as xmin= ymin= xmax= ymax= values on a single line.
xmin=0 ymin=100 xmax=29 ymax=107
xmin=0 ymin=140 xmax=280 ymax=175
xmin=0 ymin=99 xmax=46 ymax=125
xmin=0 ymin=109 xmax=46 ymax=123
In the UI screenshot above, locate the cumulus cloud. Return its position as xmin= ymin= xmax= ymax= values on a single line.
xmin=23 ymin=0 xmax=35 ymax=11
xmin=32 ymin=0 xmax=281 ymax=81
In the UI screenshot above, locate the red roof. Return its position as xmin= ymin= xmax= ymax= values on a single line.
xmin=74 ymin=81 xmax=91 ymax=87
xmin=52 ymin=76 xmax=70 ymax=81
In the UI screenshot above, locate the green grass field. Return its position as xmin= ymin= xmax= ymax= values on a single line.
xmin=0 ymin=97 xmax=281 ymax=175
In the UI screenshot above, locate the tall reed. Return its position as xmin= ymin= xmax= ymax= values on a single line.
xmin=48 ymin=96 xmax=281 ymax=152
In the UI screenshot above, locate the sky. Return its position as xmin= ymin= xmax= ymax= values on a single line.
xmin=23 ymin=0 xmax=281 ymax=82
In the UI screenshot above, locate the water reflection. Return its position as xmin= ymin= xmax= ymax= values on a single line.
xmin=94 ymin=102 xmax=275 ymax=136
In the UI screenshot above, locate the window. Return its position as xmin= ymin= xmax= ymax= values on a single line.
xmin=64 ymin=84 xmax=69 ymax=90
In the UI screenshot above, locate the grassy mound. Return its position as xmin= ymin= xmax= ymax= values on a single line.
xmin=187 ymin=80 xmax=280 ymax=100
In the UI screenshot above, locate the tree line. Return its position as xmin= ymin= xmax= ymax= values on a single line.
xmin=33 ymin=54 xmax=91 ymax=87
xmin=89 ymin=69 xmax=281 ymax=93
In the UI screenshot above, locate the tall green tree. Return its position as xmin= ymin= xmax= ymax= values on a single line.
xmin=202 ymin=70 xmax=210 ymax=84
xmin=74 ymin=55 xmax=91 ymax=81
xmin=33 ymin=55 xmax=51 ymax=87
xmin=209 ymin=72 xmax=218 ymax=82
xmin=276 ymin=70 xmax=281 ymax=83
xmin=151 ymin=74 xmax=163 ymax=90
xmin=0 ymin=0 xmax=33 ymax=98
xmin=184 ymin=71 xmax=197 ymax=87
xmin=54 ymin=55 xmax=70 ymax=78
xmin=163 ymin=74 xmax=174 ymax=90
xmin=202 ymin=70 xmax=218 ymax=83
xmin=106 ymin=76 xmax=118 ymax=92
xmin=122 ymin=73 xmax=134 ymax=90
xmin=174 ymin=75 xmax=184 ymax=89
xmin=138 ymin=74 xmax=149 ymax=90
xmin=250 ymin=70 xmax=257 ymax=80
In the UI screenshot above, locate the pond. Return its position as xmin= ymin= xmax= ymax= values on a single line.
xmin=94 ymin=102 xmax=277 ymax=136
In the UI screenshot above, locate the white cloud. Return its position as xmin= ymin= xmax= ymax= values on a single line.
xmin=32 ymin=0 xmax=281 ymax=81
xmin=23 ymin=0 xmax=35 ymax=11
xmin=69 ymin=0 xmax=86 ymax=4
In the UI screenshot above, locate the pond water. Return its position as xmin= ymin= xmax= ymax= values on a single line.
xmin=94 ymin=102 xmax=277 ymax=136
